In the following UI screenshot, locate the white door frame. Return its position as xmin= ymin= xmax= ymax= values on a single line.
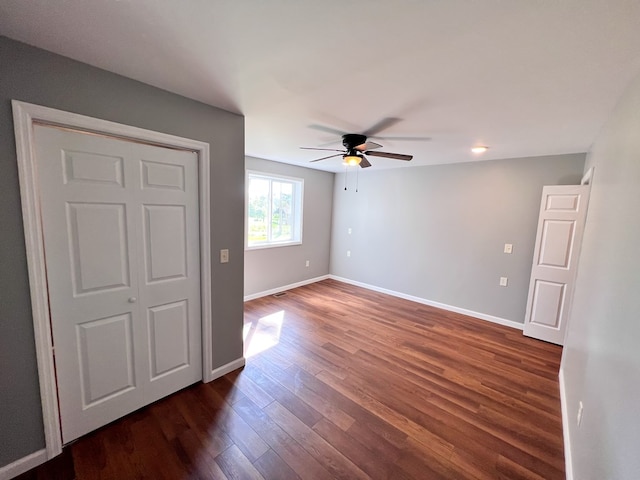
xmin=12 ymin=100 xmax=213 ymax=460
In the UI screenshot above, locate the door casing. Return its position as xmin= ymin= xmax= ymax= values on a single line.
xmin=12 ymin=100 xmax=213 ymax=460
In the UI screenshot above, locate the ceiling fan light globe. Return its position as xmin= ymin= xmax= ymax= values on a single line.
xmin=344 ymin=155 xmax=361 ymax=166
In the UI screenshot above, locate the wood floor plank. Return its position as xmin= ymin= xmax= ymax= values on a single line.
xmin=231 ymin=396 xmax=334 ymax=480
xmin=149 ymin=395 xmax=191 ymax=442
xmin=496 ymin=453 xmax=549 ymax=480
xmin=225 ymin=368 xmax=276 ymax=409
xmin=69 ymin=431 xmax=108 ymax=479
xmin=344 ymin=417 xmax=406 ymax=465
xmin=215 ymin=444 xmax=264 ymax=480
xmin=242 ymin=365 xmax=324 ymax=428
xmin=172 ymin=386 xmax=235 ymax=458
xmin=209 ymin=374 xmax=248 ymax=406
xmin=312 ymin=417 xmax=395 ymax=480
xmin=215 ymin=398 xmax=271 ymax=462
xmin=22 ymin=279 xmax=565 ymax=480
xmin=345 ymin=350 xmax=562 ymax=466
xmin=172 ymin=428 xmax=230 ymax=480
xmin=320 ymin=359 xmax=563 ymax=477
xmin=394 ymin=438 xmax=467 ymax=480
xmin=253 ymin=449 xmax=301 ymax=480
xmin=263 ymin=400 xmax=370 ymax=480
xmin=316 ymin=369 xmax=456 ymax=461
xmin=248 ymin=355 xmax=356 ymax=431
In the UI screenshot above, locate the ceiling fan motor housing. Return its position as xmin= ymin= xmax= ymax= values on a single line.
xmin=342 ymin=134 xmax=367 ymax=149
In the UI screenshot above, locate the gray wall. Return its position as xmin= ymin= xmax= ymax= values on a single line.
xmin=561 ymin=72 xmax=640 ymax=479
xmin=0 ymin=37 xmax=245 ymax=467
xmin=330 ymin=154 xmax=585 ymax=323
xmin=244 ymin=157 xmax=334 ymax=297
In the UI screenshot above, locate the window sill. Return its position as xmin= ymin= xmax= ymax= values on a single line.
xmin=245 ymin=241 xmax=302 ymax=251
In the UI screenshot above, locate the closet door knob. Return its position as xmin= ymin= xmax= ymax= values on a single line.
xmin=128 ymin=297 xmax=137 ymax=303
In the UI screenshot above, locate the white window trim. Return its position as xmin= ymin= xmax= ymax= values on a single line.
xmin=245 ymin=170 xmax=304 ymax=250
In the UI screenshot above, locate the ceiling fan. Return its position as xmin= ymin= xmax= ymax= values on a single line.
xmin=301 ymin=134 xmax=412 ymax=168
xmin=300 ymin=118 xmax=427 ymax=168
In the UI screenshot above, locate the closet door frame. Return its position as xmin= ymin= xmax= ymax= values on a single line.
xmin=12 ymin=100 xmax=213 ymax=460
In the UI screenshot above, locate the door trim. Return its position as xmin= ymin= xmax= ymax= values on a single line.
xmin=11 ymin=100 xmax=213 ymax=460
xmin=581 ymin=167 xmax=594 ymax=185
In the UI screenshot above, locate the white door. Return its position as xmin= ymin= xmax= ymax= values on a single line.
xmin=34 ymin=125 xmax=202 ymax=443
xmin=523 ymin=185 xmax=590 ymax=345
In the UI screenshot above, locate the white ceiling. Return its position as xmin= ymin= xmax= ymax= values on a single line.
xmin=2 ymin=1 xmax=640 ymax=172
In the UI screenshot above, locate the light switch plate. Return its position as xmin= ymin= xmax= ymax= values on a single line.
xmin=220 ymin=249 xmax=229 ymax=263
xmin=504 ymin=243 xmax=513 ymax=254
xmin=499 ymin=277 xmax=508 ymax=287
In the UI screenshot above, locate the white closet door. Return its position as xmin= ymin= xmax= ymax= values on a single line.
xmin=34 ymin=125 xmax=201 ymax=443
xmin=134 ymin=142 xmax=201 ymax=403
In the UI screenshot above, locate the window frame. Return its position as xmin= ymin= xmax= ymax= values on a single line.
xmin=245 ymin=170 xmax=304 ymax=250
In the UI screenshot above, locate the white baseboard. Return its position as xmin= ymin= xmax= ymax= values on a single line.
xmin=244 ymin=274 xmax=330 ymax=302
xmin=329 ymin=275 xmax=524 ymax=330
xmin=0 ymin=448 xmax=48 ymax=480
xmin=559 ymin=368 xmax=574 ymax=480
xmin=210 ymin=357 xmax=245 ymax=380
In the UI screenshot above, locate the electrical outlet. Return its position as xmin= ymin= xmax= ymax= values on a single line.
xmin=348 ymin=228 xmax=352 ymax=235
xmin=220 ymin=249 xmax=229 ymax=263
xmin=499 ymin=277 xmax=508 ymax=287
xmin=347 ymin=250 xmax=351 ymax=257
xmin=305 ymin=260 xmax=310 ymax=267
xmin=504 ymin=243 xmax=513 ymax=254
xmin=577 ymin=401 xmax=584 ymax=426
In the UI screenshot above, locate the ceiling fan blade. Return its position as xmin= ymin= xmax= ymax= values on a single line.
xmin=359 ymin=156 xmax=372 ymax=168
xmin=318 ymin=139 xmax=344 ymax=147
xmin=365 ymin=150 xmax=413 ymax=161
xmin=371 ymin=136 xmax=431 ymax=142
xmin=308 ymin=124 xmax=346 ymax=136
xmin=300 ymin=147 xmax=345 ymax=152
xmin=309 ymin=153 xmax=343 ymax=163
xmin=354 ymin=141 xmax=383 ymax=151
xmin=362 ymin=117 xmax=402 ymax=137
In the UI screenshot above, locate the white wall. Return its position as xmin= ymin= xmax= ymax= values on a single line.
xmin=244 ymin=157 xmax=334 ymax=298
xmin=561 ymin=71 xmax=640 ymax=479
xmin=330 ymin=154 xmax=585 ymax=323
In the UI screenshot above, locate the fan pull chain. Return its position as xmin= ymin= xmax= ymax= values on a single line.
xmin=356 ymin=166 xmax=359 ymax=192
xmin=344 ymin=164 xmax=348 ymax=191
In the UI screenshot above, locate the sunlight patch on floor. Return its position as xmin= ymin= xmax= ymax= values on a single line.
xmin=243 ymin=310 xmax=284 ymax=358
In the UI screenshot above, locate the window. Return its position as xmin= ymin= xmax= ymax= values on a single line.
xmin=246 ymin=171 xmax=303 ymax=248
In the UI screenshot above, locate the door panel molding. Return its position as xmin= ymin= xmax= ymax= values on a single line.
xmin=11 ymin=100 xmax=213 ymax=461
xmin=523 ymin=184 xmax=590 ymax=345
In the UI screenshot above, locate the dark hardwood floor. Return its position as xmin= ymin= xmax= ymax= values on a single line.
xmin=18 ymin=278 xmax=564 ymax=479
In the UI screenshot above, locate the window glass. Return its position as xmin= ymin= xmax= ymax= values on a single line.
xmin=247 ymin=172 xmax=303 ymax=248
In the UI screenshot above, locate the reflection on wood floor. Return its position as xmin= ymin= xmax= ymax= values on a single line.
xmin=18 ymin=278 xmax=564 ymax=479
